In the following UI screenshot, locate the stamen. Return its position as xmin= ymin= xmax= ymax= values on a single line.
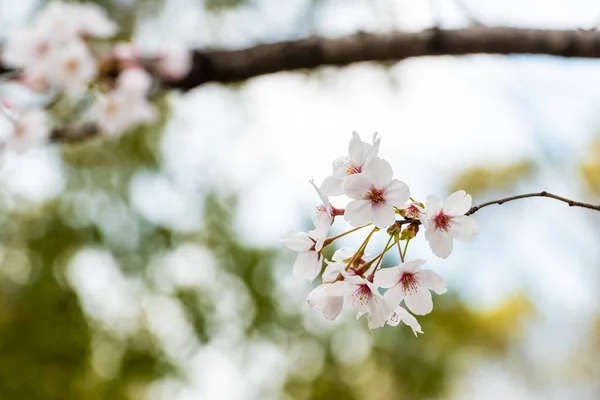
xmin=433 ymin=211 xmax=452 ymax=232
xmin=366 ymin=186 xmax=385 ymax=204
xmin=352 ymin=284 xmax=372 ymax=306
xmin=400 ymin=272 xmax=418 ymax=294
xmin=340 ymin=158 xmax=361 ymax=175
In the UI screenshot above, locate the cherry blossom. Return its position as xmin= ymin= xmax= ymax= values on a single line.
xmin=326 ymin=271 xmax=394 ymax=329
xmin=386 ymin=306 xmax=423 ymax=336
xmin=281 ymin=230 xmax=322 ymax=281
xmin=45 ymin=39 xmax=97 ymax=96
xmin=321 ymin=131 xmax=380 ymax=196
xmin=374 ymin=259 xmax=446 ymax=315
xmin=343 ymin=157 xmax=410 ymax=228
xmin=0 ymin=102 xmax=51 ymax=152
xmin=421 ymin=190 xmax=479 ymax=259
xmin=306 ymin=283 xmax=345 ymax=321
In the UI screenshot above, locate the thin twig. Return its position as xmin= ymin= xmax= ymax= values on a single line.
xmin=466 ymin=191 xmax=600 ymax=215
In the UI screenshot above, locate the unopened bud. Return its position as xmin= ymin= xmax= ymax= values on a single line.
xmin=401 ymin=223 xmax=419 ymax=240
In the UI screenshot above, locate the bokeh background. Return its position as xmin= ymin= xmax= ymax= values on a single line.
xmin=1 ymin=0 xmax=600 ymax=399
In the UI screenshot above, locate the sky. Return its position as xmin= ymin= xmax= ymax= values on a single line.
xmin=2 ymin=0 xmax=600 ymax=399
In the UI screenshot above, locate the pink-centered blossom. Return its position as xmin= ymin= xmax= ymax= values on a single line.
xmin=321 ymin=131 xmax=380 ymax=196
xmin=386 ymin=306 xmax=423 ymax=336
xmin=343 ymin=158 xmax=410 ymax=228
xmin=374 ymin=259 xmax=446 ymax=315
xmin=326 ymin=271 xmax=394 ymax=329
xmin=421 ymin=190 xmax=479 ymax=259
xmin=0 ymin=103 xmax=51 ymax=152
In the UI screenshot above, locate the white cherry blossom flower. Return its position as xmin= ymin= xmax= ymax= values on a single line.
xmin=95 ymin=88 xmax=156 ymax=137
xmin=386 ymin=306 xmax=423 ymax=336
xmin=45 ymin=39 xmax=97 ymax=96
xmin=281 ymin=230 xmax=322 ymax=281
xmin=0 ymin=105 xmax=51 ymax=152
xmin=326 ymin=271 xmax=393 ymax=329
xmin=321 ymin=131 xmax=380 ymax=196
xmin=1 ymin=25 xmax=53 ymax=74
xmin=374 ymin=259 xmax=446 ymax=315
xmin=343 ymin=157 xmax=410 ymax=228
xmin=421 ymin=190 xmax=479 ymax=259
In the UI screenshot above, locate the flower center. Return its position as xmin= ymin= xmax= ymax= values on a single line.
xmin=433 ymin=211 xmax=452 ymax=232
xmin=65 ymin=59 xmax=80 ymax=75
xmin=341 ymin=158 xmax=361 ymax=175
xmin=400 ymin=272 xmax=418 ymax=294
xmin=405 ymin=204 xmax=421 ymax=218
xmin=366 ymin=186 xmax=385 ymax=204
xmin=353 ymin=284 xmax=372 ymax=306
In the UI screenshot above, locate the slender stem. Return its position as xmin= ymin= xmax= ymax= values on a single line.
xmin=366 ymin=235 xmax=396 ymax=280
xmin=402 ymin=239 xmax=410 ymax=261
xmin=345 ymin=227 xmax=378 ymax=271
xmin=397 ymin=240 xmax=405 ymax=263
xmin=374 ymin=235 xmax=394 ymax=271
xmin=322 ymin=223 xmax=370 ymax=247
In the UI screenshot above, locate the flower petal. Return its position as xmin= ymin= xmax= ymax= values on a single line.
xmin=384 ymin=179 xmax=410 ymax=206
xmin=348 ymin=131 xmax=372 ymax=165
xmin=332 ymin=247 xmax=356 ymax=262
xmin=306 ymin=284 xmax=328 ymax=310
xmin=364 ymin=157 xmax=393 ymax=188
xmin=370 ymin=204 xmax=395 ymax=228
xmin=383 ymin=284 xmax=404 ymax=308
xmin=292 ymin=251 xmax=321 ymax=281
xmin=425 ymin=195 xmax=443 ymax=218
xmin=400 ymin=259 xmax=426 ymax=274
xmin=416 ymin=270 xmax=447 ymax=294
xmin=443 ymin=190 xmax=472 ymax=216
xmin=342 ymin=174 xmax=371 ymax=199
xmin=404 ymin=286 xmax=433 ymax=315
xmin=323 ymin=296 xmax=344 ymax=320
xmin=388 ymin=306 xmax=423 ymax=336
xmin=321 ymin=174 xmax=344 ymax=196
xmin=309 ymin=179 xmax=332 ymax=213
xmin=281 ymin=230 xmax=313 ymax=252
xmin=344 ymin=199 xmax=372 ymax=227
xmin=322 ymin=262 xmax=343 ymax=283
xmin=450 ymin=215 xmax=479 ymax=243
xmin=374 ymin=266 xmax=402 ymax=288
xmin=427 ymin=230 xmax=454 ymax=259
xmin=325 ymin=280 xmax=353 ymax=296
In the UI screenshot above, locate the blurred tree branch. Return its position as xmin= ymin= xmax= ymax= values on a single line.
xmin=7 ymin=27 xmax=600 ymax=141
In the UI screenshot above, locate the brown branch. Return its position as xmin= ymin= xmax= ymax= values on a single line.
xmin=5 ymin=27 xmax=600 ymax=142
xmin=465 ymin=191 xmax=600 ymax=215
xmin=165 ymin=27 xmax=600 ymax=90
xmin=396 ymin=191 xmax=600 ymax=227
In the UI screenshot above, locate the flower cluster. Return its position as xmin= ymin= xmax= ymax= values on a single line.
xmin=0 ymin=1 xmax=192 ymax=151
xmin=282 ymin=132 xmax=479 ymax=334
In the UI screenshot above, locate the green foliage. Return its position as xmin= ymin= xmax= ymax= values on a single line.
xmin=449 ymin=160 xmax=535 ymax=197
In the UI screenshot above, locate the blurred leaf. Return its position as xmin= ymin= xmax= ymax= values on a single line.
xmin=449 ymin=160 xmax=535 ymax=197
